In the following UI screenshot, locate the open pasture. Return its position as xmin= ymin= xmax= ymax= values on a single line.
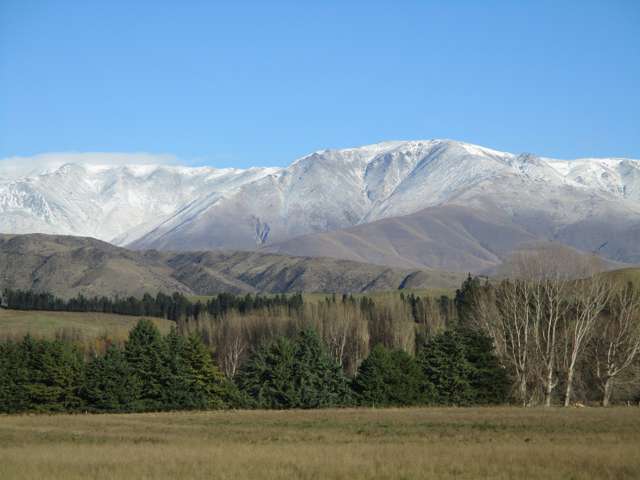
xmin=0 ymin=308 xmax=172 ymax=340
xmin=1 ymin=407 xmax=639 ymax=479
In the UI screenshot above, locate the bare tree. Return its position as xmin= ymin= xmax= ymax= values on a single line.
xmin=492 ymin=245 xmax=601 ymax=406
xmin=592 ymin=283 xmax=640 ymax=406
xmin=562 ymin=274 xmax=610 ymax=406
xmin=511 ymin=250 xmax=572 ymax=407
xmin=317 ymin=300 xmax=353 ymax=368
xmin=412 ymin=295 xmax=446 ymax=337
xmin=346 ymin=313 xmax=370 ymax=375
xmin=530 ymin=278 xmax=572 ymax=407
xmin=494 ymin=279 xmax=533 ymax=406
xmin=466 ymin=282 xmax=503 ymax=354
xmin=218 ymin=313 xmax=248 ymax=378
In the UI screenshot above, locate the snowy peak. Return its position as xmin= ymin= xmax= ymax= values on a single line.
xmin=1 ymin=140 xmax=639 ymax=257
xmin=0 ymin=161 xmax=278 ymax=242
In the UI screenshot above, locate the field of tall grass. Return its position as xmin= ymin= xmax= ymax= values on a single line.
xmin=1 ymin=407 xmax=638 ymax=479
xmin=0 ymin=308 xmax=173 ymax=340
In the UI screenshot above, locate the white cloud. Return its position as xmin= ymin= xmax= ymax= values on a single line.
xmin=0 ymin=152 xmax=179 ymax=179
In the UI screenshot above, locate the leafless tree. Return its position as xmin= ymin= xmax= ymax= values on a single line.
xmin=562 ymin=274 xmax=610 ymax=406
xmin=492 ymin=245 xmax=603 ymax=406
xmin=217 ymin=312 xmax=248 ymax=378
xmin=494 ymin=279 xmax=533 ymax=405
xmin=510 ymin=250 xmax=574 ymax=407
xmin=592 ymin=283 xmax=640 ymax=406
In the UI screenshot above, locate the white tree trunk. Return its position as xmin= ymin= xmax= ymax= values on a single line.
xmin=544 ymin=365 xmax=556 ymax=407
xmin=564 ymin=358 xmax=576 ymax=407
xmin=602 ymin=377 xmax=614 ymax=407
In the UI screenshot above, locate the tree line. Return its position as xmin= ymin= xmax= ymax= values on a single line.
xmin=178 ymin=292 xmax=458 ymax=378
xmin=1 ymin=289 xmax=303 ymax=322
xmin=175 ymin=267 xmax=640 ymax=405
xmin=0 ymin=318 xmax=508 ymax=413
xmin=3 ymin=248 xmax=640 ymax=410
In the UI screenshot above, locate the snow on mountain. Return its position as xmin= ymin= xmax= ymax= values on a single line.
xmin=1 ymin=140 xmax=640 ymax=261
xmin=0 ymin=163 xmax=277 ymax=243
xmin=128 ymin=140 xmax=640 ymax=252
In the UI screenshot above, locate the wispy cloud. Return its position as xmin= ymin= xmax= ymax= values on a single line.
xmin=0 ymin=152 xmax=179 ymax=179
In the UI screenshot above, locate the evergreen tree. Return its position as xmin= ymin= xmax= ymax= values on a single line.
xmin=124 ymin=319 xmax=170 ymax=411
xmin=235 ymin=336 xmax=298 ymax=408
xmin=418 ymin=331 xmax=474 ymax=405
xmin=236 ymin=329 xmax=352 ymax=408
xmin=82 ymin=346 xmax=142 ymax=412
xmin=293 ymin=329 xmax=352 ymax=408
xmin=458 ymin=328 xmax=511 ymax=404
xmin=20 ymin=336 xmax=84 ymax=412
xmin=353 ymin=345 xmax=425 ymax=406
xmin=162 ymin=328 xmax=190 ymax=409
xmin=185 ymin=333 xmax=241 ymax=407
xmin=163 ymin=329 xmax=238 ymax=409
xmin=455 ymin=274 xmax=482 ymax=327
xmin=0 ymin=341 xmax=30 ymax=413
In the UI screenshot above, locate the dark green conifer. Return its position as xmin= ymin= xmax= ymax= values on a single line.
xmin=82 ymin=345 xmax=142 ymax=412
xmin=458 ymin=328 xmax=511 ymax=404
xmin=236 ymin=329 xmax=351 ymax=409
xmin=20 ymin=336 xmax=84 ymax=412
xmin=124 ymin=319 xmax=169 ymax=410
xmin=418 ymin=331 xmax=474 ymax=405
xmin=353 ymin=344 xmax=425 ymax=406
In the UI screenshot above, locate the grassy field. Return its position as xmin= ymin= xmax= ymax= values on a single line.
xmin=0 ymin=308 xmax=173 ymax=340
xmin=0 ymin=407 xmax=639 ymax=479
xmin=603 ymin=267 xmax=640 ymax=286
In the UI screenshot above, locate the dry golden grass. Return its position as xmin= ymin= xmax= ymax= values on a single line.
xmin=1 ymin=407 xmax=639 ymax=479
xmin=0 ymin=309 xmax=173 ymax=340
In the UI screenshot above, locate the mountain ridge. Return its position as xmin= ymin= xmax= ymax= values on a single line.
xmin=2 ymin=140 xmax=640 ymax=272
xmin=0 ymin=233 xmax=464 ymax=298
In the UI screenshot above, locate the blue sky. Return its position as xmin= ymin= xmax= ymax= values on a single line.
xmin=1 ymin=0 xmax=638 ymax=168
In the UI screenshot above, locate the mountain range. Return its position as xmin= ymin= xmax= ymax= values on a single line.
xmin=0 ymin=234 xmax=463 ymax=298
xmin=2 ymin=139 xmax=639 ymax=273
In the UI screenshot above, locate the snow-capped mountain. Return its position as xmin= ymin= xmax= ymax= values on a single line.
xmin=0 ymin=163 xmax=277 ymax=243
xmin=1 ymin=140 xmax=640 ymax=267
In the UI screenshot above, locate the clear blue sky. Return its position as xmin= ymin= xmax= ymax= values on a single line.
xmin=1 ymin=0 xmax=638 ymax=167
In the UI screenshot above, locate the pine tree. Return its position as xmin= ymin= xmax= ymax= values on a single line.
xmin=458 ymin=328 xmax=511 ymax=404
xmin=20 ymin=336 xmax=84 ymax=412
xmin=82 ymin=346 xmax=142 ymax=412
xmin=236 ymin=329 xmax=352 ymax=409
xmin=455 ymin=274 xmax=482 ymax=327
xmin=179 ymin=333 xmax=238 ymax=409
xmin=293 ymin=329 xmax=352 ymax=408
xmin=124 ymin=319 xmax=170 ymax=411
xmin=162 ymin=329 xmax=238 ymax=409
xmin=235 ymin=336 xmax=297 ymax=408
xmin=418 ymin=331 xmax=474 ymax=405
xmin=353 ymin=344 xmax=425 ymax=406
xmin=0 ymin=340 xmax=29 ymax=413
xmin=162 ymin=328 xmax=190 ymax=409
